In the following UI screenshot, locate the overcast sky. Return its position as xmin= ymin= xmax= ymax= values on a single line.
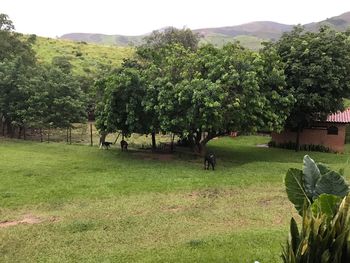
xmin=2 ymin=0 xmax=350 ymax=37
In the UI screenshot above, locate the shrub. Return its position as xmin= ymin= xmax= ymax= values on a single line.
xmin=268 ymin=141 xmax=330 ymax=153
xmin=282 ymin=195 xmax=350 ymax=263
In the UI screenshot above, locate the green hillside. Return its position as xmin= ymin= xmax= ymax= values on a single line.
xmin=199 ymin=34 xmax=263 ymax=50
xmin=32 ymin=37 xmax=134 ymax=76
xmin=60 ymin=33 xmax=145 ymax=46
xmin=305 ymin=11 xmax=350 ymax=32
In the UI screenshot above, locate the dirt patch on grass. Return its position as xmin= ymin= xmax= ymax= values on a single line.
xmin=163 ymin=205 xmax=187 ymax=213
xmin=0 ymin=214 xmax=59 ymax=228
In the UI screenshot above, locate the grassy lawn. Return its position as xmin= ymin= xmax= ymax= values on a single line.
xmin=0 ymin=136 xmax=349 ymax=262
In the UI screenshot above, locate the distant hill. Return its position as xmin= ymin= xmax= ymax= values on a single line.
xmin=305 ymin=11 xmax=350 ymax=32
xmin=33 ymin=37 xmax=134 ymax=76
xmin=60 ymin=11 xmax=350 ymax=50
xmin=61 ymin=33 xmax=144 ymax=46
xmin=194 ymin=21 xmax=293 ymax=40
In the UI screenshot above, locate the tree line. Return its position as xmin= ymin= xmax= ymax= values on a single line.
xmin=0 ymin=14 xmax=89 ymax=139
xmin=95 ymin=26 xmax=350 ymax=152
xmin=2 ymin=12 xmax=350 ymax=152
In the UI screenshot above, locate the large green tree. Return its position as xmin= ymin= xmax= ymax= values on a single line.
xmin=95 ymin=62 xmax=149 ymax=139
xmin=276 ymin=26 xmax=350 ymax=150
xmin=156 ymin=43 xmax=293 ymax=153
xmin=95 ymin=29 xmax=294 ymax=154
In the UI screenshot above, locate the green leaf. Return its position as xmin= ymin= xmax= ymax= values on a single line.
xmin=311 ymin=194 xmax=341 ymax=219
xmin=321 ymin=250 xmax=330 ymax=263
xmin=315 ymin=171 xmax=349 ymax=198
xmin=290 ymin=217 xmax=300 ymax=253
xmin=317 ymin=163 xmax=331 ymax=176
xmin=285 ymin=168 xmax=309 ymax=214
xmin=303 ymin=155 xmax=321 ymax=200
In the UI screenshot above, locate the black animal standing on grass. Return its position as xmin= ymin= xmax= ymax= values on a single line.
xmin=100 ymin=141 xmax=113 ymax=149
xmin=120 ymin=140 xmax=128 ymax=151
xmin=204 ymin=152 xmax=216 ymax=170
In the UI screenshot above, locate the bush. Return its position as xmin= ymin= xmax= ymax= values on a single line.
xmin=282 ymin=195 xmax=350 ymax=263
xmin=268 ymin=141 xmax=330 ymax=153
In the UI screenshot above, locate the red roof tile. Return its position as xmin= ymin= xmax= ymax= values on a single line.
xmin=326 ymin=108 xmax=350 ymax=123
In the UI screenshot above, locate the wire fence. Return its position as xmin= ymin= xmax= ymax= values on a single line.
xmin=0 ymin=122 xmax=176 ymax=150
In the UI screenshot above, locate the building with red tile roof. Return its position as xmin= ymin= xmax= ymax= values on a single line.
xmin=271 ymin=108 xmax=350 ymax=153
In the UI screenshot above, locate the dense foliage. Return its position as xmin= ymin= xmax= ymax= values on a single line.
xmin=96 ymin=29 xmax=294 ymax=152
xmin=0 ymin=14 xmax=87 ymax=138
xmin=276 ymin=26 xmax=350 ymax=150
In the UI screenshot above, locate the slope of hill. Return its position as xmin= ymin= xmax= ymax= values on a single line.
xmin=194 ymin=21 xmax=293 ymax=40
xmin=305 ymin=11 xmax=350 ymax=32
xmin=32 ymin=37 xmax=134 ymax=76
xmin=61 ymin=33 xmax=144 ymax=46
xmin=60 ymin=11 xmax=350 ymax=50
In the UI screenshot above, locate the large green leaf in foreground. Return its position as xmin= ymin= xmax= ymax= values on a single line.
xmin=303 ymin=155 xmax=320 ymax=200
xmin=315 ymin=171 xmax=349 ymax=198
xmin=285 ymin=155 xmax=349 ymax=215
xmin=285 ymin=168 xmax=308 ymax=214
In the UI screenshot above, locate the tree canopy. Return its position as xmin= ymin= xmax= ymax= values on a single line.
xmin=96 ymin=29 xmax=294 ymax=153
xmin=275 ymin=26 xmax=350 ymax=149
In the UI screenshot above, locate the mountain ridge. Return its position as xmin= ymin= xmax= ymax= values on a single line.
xmin=60 ymin=11 xmax=350 ymax=50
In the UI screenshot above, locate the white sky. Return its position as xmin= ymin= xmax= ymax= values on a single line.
xmin=2 ymin=0 xmax=350 ymax=37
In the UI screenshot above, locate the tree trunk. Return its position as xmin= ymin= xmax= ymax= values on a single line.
xmin=170 ymin=133 xmax=175 ymax=152
xmin=69 ymin=127 xmax=72 ymax=144
xmin=7 ymin=121 xmax=13 ymax=138
xmin=197 ymin=132 xmax=218 ymax=156
xmin=99 ymin=131 xmax=107 ymax=147
xmin=193 ymin=131 xmax=202 ymax=154
xmin=66 ymin=128 xmax=69 ymax=143
xmin=18 ymin=126 xmax=22 ymax=139
xmin=151 ymin=132 xmax=156 ymax=151
xmin=90 ymin=123 xmax=93 ymax=146
xmin=0 ymin=117 xmax=4 ymax=136
xmin=23 ymin=126 xmax=26 ymax=140
xmin=47 ymin=128 xmax=50 ymax=143
xmin=40 ymin=128 xmax=43 ymax=142
xmin=113 ymin=132 xmax=121 ymax=144
xmin=295 ymin=125 xmax=301 ymax=152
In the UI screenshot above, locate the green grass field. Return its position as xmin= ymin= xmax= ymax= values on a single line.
xmin=0 ymin=136 xmax=349 ymax=262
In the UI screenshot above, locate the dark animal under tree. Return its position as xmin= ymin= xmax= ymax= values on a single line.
xmin=100 ymin=141 xmax=113 ymax=149
xmin=204 ymin=152 xmax=216 ymax=170
xmin=120 ymin=140 xmax=128 ymax=151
